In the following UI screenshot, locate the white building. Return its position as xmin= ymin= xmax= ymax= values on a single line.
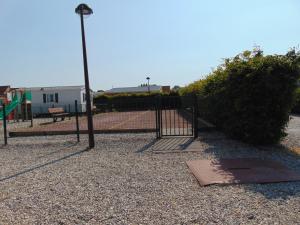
xmin=27 ymin=85 xmax=92 ymax=115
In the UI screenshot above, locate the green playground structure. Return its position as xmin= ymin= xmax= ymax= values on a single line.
xmin=0 ymin=91 xmax=31 ymax=120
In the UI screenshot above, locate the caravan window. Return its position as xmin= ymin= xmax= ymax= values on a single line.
xmin=43 ymin=93 xmax=56 ymax=103
xmin=50 ymin=94 xmax=54 ymax=102
xmin=43 ymin=94 xmax=46 ymax=103
xmin=83 ymin=93 xmax=86 ymax=102
xmin=55 ymin=93 xmax=59 ymax=103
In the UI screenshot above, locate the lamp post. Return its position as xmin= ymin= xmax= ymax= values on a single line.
xmin=75 ymin=3 xmax=95 ymax=148
xmin=146 ymin=77 xmax=150 ymax=93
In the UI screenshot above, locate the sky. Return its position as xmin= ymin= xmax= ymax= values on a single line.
xmin=0 ymin=0 xmax=300 ymax=91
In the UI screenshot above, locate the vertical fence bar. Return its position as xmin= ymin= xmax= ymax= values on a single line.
xmin=164 ymin=105 xmax=167 ymax=136
xmin=75 ymin=100 xmax=80 ymax=142
xmin=158 ymin=97 xmax=161 ymax=138
xmin=3 ymin=104 xmax=7 ymax=145
xmin=185 ymin=101 xmax=188 ymax=136
xmin=182 ymin=108 xmax=185 ymax=136
xmin=155 ymin=98 xmax=159 ymax=139
xmin=191 ymin=107 xmax=194 ymax=136
xmin=178 ymin=108 xmax=180 ymax=136
xmin=25 ymin=94 xmax=28 ymax=121
xmin=173 ymin=98 xmax=175 ymax=135
xmin=159 ymin=96 xmax=162 ymax=138
xmin=30 ymin=108 xmax=33 ymax=127
xmin=169 ymin=100 xmax=171 ymax=135
xmin=69 ymin=104 xmax=71 ymax=120
xmin=194 ymin=94 xmax=198 ymax=138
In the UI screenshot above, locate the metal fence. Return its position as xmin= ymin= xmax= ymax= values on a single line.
xmin=1 ymin=96 xmax=199 ymax=145
xmin=156 ymin=95 xmax=197 ymax=138
xmin=92 ymin=97 xmax=157 ymax=132
xmin=31 ymin=103 xmax=86 ymax=117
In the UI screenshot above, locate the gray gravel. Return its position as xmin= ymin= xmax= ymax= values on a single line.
xmin=282 ymin=115 xmax=300 ymax=150
xmin=0 ymin=131 xmax=299 ymax=225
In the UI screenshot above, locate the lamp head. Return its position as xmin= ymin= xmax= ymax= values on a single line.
xmin=75 ymin=4 xmax=93 ymax=16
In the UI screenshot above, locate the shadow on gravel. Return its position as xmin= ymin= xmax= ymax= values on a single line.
xmin=136 ymin=139 xmax=158 ymax=153
xmin=35 ymin=142 xmax=79 ymax=159
xmin=136 ymin=137 xmax=194 ymax=153
xmin=0 ymin=147 xmax=89 ymax=183
xmin=40 ymin=121 xmax=55 ymax=126
xmin=0 ymin=144 xmax=7 ymax=149
xmin=197 ymin=132 xmax=300 ymax=200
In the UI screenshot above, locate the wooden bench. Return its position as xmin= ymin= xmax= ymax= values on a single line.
xmin=48 ymin=107 xmax=70 ymax=122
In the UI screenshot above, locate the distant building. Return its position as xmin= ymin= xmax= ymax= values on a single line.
xmin=0 ymin=85 xmax=11 ymax=104
xmin=27 ymin=85 xmax=92 ymax=114
xmin=105 ymin=85 xmax=170 ymax=95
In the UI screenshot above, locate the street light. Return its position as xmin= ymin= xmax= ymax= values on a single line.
xmin=75 ymin=3 xmax=95 ymax=148
xmin=146 ymin=77 xmax=150 ymax=93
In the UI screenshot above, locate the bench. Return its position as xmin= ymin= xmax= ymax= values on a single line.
xmin=48 ymin=107 xmax=70 ymax=122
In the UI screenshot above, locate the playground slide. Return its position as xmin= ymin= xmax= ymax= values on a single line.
xmin=0 ymin=95 xmax=21 ymax=120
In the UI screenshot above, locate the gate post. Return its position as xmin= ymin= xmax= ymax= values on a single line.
xmin=155 ymin=96 xmax=161 ymax=139
xmin=155 ymin=96 xmax=160 ymax=139
xmin=75 ymin=100 xmax=80 ymax=142
xmin=2 ymin=104 xmax=8 ymax=145
xmin=193 ymin=94 xmax=198 ymax=138
xmin=155 ymin=97 xmax=158 ymax=139
xmin=30 ymin=108 xmax=33 ymax=127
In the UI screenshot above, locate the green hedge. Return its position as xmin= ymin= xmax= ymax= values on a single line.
xmin=94 ymin=92 xmax=179 ymax=104
xmin=181 ymin=50 xmax=300 ymax=144
xmin=292 ymin=87 xmax=300 ymax=113
xmin=93 ymin=92 xmax=180 ymax=112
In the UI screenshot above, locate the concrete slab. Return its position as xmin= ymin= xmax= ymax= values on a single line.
xmin=187 ymin=158 xmax=300 ymax=186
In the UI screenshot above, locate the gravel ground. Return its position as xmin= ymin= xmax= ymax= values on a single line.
xmin=0 ymin=118 xmax=53 ymax=132
xmin=282 ymin=115 xmax=300 ymax=152
xmin=0 ymin=115 xmax=299 ymax=224
xmin=0 ymin=131 xmax=299 ymax=225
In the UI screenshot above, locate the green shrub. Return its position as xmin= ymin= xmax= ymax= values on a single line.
xmin=94 ymin=92 xmax=178 ymax=104
xmin=182 ymin=49 xmax=300 ymax=144
xmin=292 ymin=87 xmax=300 ymax=113
xmin=93 ymin=92 xmax=179 ymax=112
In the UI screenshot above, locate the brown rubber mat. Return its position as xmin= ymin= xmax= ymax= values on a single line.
xmin=186 ymin=158 xmax=300 ymax=186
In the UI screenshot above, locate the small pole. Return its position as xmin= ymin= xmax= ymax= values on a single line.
xmin=155 ymin=97 xmax=159 ymax=139
xmin=75 ymin=100 xmax=80 ymax=142
xmin=30 ymin=105 xmax=33 ymax=127
xmin=193 ymin=94 xmax=198 ymax=138
xmin=69 ymin=104 xmax=71 ymax=120
xmin=3 ymin=104 xmax=7 ymax=145
xmin=157 ymin=96 xmax=161 ymax=138
xmin=25 ymin=93 xmax=28 ymax=121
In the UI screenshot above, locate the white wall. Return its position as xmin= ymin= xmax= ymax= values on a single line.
xmin=30 ymin=87 xmax=88 ymax=114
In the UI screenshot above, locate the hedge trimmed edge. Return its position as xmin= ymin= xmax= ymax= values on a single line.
xmin=181 ymin=49 xmax=300 ymax=145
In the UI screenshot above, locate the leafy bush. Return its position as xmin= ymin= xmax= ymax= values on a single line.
xmin=292 ymin=87 xmax=300 ymax=113
xmin=93 ymin=92 xmax=179 ymax=112
xmin=94 ymin=92 xmax=178 ymax=103
xmin=181 ymin=49 xmax=300 ymax=144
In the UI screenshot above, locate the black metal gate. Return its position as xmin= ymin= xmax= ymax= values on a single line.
xmin=156 ymin=95 xmax=198 ymax=138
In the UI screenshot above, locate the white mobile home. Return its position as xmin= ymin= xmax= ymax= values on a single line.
xmin=28 ymin=85 xmax=92 ymax=115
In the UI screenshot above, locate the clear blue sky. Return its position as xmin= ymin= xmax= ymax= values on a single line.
xmin=0 ymin=0 xmax=299 ymax=91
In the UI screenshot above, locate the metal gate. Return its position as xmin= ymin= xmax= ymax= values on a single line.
xmin=156 ymin=95 xmax=198 ymax=138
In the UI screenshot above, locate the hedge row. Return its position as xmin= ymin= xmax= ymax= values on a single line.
xmin=93 ymin=92 xmax=179 ymax=104
xmin=292 ymin=88 xmax=300 ymax=113
xmin=93 ymin=92 xmax=180 ymax=112
xmin=181 ymin=50 xmax=300 ymax=144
